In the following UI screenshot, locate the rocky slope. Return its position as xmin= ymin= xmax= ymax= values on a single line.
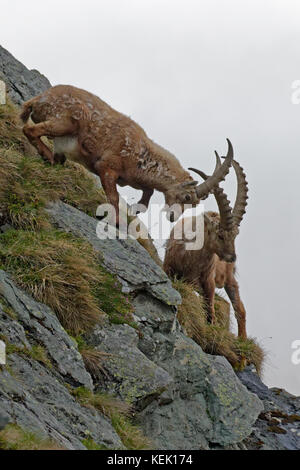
xmin=0 ymin=45 xmax=299 ymax=450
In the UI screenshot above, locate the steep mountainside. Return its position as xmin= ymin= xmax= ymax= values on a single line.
xmin=0 ymin=45 xmax=299 ymax=450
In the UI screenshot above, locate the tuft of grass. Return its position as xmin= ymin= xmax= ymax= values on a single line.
xmin=174 ymin=279 xmax=265 ymax=374
xmin=92 ymin=271 xmax=135 ymax=327
xmin=80 ymin=348 xmax=110 ymax=378
xmin=0 ymin=424 xmax=64 ymax=450
xmin=0 ymin=295 xmax=17 ymax=319
xmin=72 ymin=387 xmax=151 ymax=449
xmin=0 ymin=334 xmax=52 ymax=368
xmin=0 ymin=98 xmax=33 ymax=152
xmin=81 ymin=438 xmax=108 ymax=450
xmin=0 ymin=229 xmax=104 ymax=335
xmin=72 ymin=386 xmax=131 ymax=418
xmin=0 ymin=228 xmax=135 ymax=335
xmin=110 ymin=413 xmax=152 ymax=450
xmin=73 ymin=335 xmax=112 ymax=378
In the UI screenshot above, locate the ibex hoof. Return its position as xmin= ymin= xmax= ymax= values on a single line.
xmin=54 ymin=153 xmax=67 ymax=165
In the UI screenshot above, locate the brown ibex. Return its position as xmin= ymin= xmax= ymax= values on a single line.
xmin=20 ymin=85 xmax=233 ymax=224
xmin=164 ymin=154 xmax=248 ymax=339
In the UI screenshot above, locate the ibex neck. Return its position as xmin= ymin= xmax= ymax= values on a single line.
xmin=141 ymin=139 xmax=192 ymax=192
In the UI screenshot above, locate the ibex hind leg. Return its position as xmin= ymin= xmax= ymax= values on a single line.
xmin=23 ymin=119 xmax=77 ymax=165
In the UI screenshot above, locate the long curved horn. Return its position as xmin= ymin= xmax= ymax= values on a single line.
xmin=189 ymin=139 xmax=233 ymax=199
xmin=189 ymin=152 xmax=234 ymax=231
xmin=231 ymin=160 xmax=248 ymax=226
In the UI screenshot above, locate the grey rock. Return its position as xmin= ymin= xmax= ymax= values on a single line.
xmin=0 ymin=45 xmax=51 ymax=104
xmin=46 ymin=201 xmax=181 ymax=306
xmin=0 ymin=355 xmax=123 ymax=449
xmin=237 ymin=367 xmax=300 ymax=450
xmin=0 ymin=270 xmax=93 ymax=390
xmin=86 ymin=323 xmax=173 ymax=410
xmin=87 ymin=292 xmax=263 ymax=449
xmin=136 ymin=324 xmax=263 ymax=449
xmin=0 ymin=223 xmax=12 ymax=233
xmin=0 ymin=412 xmax=9 ymax=431
xmin=133 ymin=291 xmax=177 ymax=333
xmin=0 ymin=272 xmax=123 ymax=449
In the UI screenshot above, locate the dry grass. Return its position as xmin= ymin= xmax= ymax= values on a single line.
xmin=0 ymin=230 xmax=104 ymax=334
xmin=111 ymin=413 xmax=152 ymax=450
xmin=72 ymin=386 xmax=132 ymax=418
xmin=0 ymin=228 xmax=136 ymax=335
xmin=72 ymin=387 xmax=151 ymax=449
xmin=0 ymin=424 xmax=64 ymax=450
xmin=80 ymin=349 xmax=112 ymax=379
xmin=0 ymin=98 xmax=33 ymax=152
xmin=174 ymin=279 xmax=265 ymax=374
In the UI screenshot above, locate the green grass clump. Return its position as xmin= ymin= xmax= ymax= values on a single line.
xmin=81 ymin=438 xmax=108 ymax=450
xmin=174 ymin=279 xmax=265 ymax=374
xmin=0 ymin=334 xmax=52 ymax=368
xmin=0 ymin=424 xmax=63 ymax=450
xmin=72 ymin=387 xmax=151 ymax=450
xmin=110 ymin=413 xmax=151 ymax=450
xmin=72 ymin=335 xmax=112 ymax=379
xmin=0 ymin=295 xmax=17 ymax=319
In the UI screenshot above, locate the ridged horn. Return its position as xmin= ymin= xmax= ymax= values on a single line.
xmin=190 ymin=152 xmax=234 ymax=231
xmin=231 ymin=160 xmax=248 ymax=226
xmin=188 ymin=139 xmax=233 ymax=199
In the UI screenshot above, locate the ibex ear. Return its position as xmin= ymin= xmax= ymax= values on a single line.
xmin=180 ymin=181 xmax=198 ymax=188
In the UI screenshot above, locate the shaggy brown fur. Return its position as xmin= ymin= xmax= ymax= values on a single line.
xmin=20 ymin=85 xmax=232 ymax=224
xmin=164 ymin=212 xmax=246 ymax=338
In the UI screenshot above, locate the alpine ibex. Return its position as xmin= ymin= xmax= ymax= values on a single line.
xmin=164 ymin=154 xmax=248 ymax=339
xmin=20 ymin=85 xmax=233 ymax=224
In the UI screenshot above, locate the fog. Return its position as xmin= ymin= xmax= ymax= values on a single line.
xmin=1 ymin=0 xmax=300 ymax=393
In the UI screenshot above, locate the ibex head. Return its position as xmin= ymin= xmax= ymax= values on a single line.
xmin=164 ymin=139 xmax=234 ymax=222
xmin=189 ymin=150 xmax=248 ymax=263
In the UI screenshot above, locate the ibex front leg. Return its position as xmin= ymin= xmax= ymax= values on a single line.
xmin=23 ymin=119 xmax=77 ymax=165
xmin=225 ymin=277 xmax=247 ymax=339
xmin=97 ymin=166 xmax=120 ymax=227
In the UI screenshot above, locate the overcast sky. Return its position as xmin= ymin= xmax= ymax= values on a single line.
xmin=1 ymin=0 xmax=300 ymax=394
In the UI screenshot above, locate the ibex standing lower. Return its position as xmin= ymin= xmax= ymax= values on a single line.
xmin=20 ymin=85 xmax=233 ymax=224
xmin=164 ymin=155 xmax=248 ymax=339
